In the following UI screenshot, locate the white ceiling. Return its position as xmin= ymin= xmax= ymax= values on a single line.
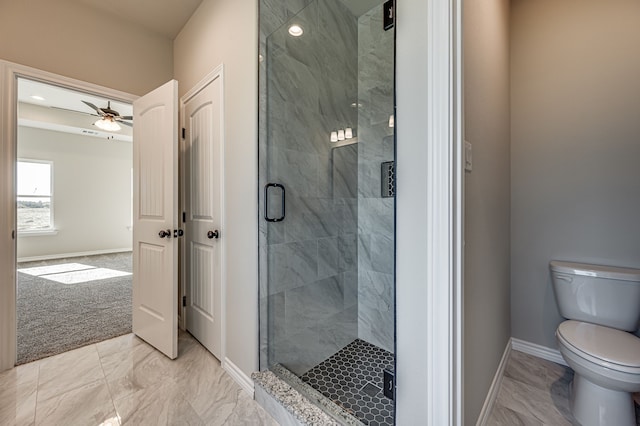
xmin=73 ymin=0 xmax=205 ymax=39
xmin=19 ymin=79 xmax=132 ymax=117
xmin=18 ymin=79 xmax=133 ymax=142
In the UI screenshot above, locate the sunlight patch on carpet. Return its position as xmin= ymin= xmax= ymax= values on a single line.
xmin=18 ymin=263 xmax=94 ymax=276
xmin=19 ymin=263 xmax=131 ymax=284
xmin=42 ymin=268 xmax=131 ymax=284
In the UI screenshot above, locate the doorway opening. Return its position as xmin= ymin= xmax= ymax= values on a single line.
xmin=15 ymin=77 xmax=134 ymax=364
xmin=3 ymin=62 xmax=230 ymax=384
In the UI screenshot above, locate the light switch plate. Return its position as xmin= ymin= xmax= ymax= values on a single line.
xmin=465 ymin=140 xmax=472 ymax=172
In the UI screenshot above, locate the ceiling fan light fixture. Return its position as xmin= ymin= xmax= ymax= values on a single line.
xmin=94 ymin=117 xmax=121 ymax=132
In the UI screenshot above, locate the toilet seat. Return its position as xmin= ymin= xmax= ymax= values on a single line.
xmin=557 ymin=320 xmax=640 ymax=374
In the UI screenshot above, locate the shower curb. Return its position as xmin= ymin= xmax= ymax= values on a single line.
xmin=252 ymin=367 xmax=365 ymax=426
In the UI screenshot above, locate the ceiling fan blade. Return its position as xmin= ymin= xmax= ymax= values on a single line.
xmin=118 ymin=121 xmax=133 ymax=127
xmin=82 ymin=100 xmax=103 ymax=115
xmin=117 ymin=116 xmax=133 ymax=121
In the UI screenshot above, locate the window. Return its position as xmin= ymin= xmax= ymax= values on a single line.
xmin=17 ymin=160 xmax=54 ymax=232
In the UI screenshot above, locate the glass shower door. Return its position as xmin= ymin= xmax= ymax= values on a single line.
xmin=259 ymin=0 xmax=396 ymax=424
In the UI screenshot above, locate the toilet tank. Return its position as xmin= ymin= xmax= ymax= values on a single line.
xmin=550 ymin=260 xmax=640 ymax=331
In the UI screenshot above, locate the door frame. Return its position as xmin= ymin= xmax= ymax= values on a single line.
xmin=0 ymin=60 xmax=137 ymax=371
xmin=396 ymin=0 xmax=464 ymax=424
xmin=178 ymin=64 xmax=227 ymax=361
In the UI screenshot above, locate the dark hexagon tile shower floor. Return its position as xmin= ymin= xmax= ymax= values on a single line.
xmin=300 ymin=338 xmax=395 ymax=425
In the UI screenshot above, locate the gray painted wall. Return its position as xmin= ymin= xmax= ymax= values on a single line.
xmin=464 ymin=0 xmax=511 ymax=423
xmin=357 ymin=4 xmax=395 ymax=353
xmin=511 ymin=0 xmax=640 ymax=350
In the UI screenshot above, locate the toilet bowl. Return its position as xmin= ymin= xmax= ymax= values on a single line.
xmin=556 ymin=321 xmax=640 ymax=426
xmin=550 ymin=261 xmax=640 ymax=426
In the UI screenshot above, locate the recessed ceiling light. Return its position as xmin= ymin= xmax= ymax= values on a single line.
xmin=31 ymin=95 xmax=45 ymax=101
xmin=288 ymin=24 xmax=304 ymax=37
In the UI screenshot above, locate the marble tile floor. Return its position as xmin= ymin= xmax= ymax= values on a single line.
xmin=486 ymin=349 xmax=640 ymax=425
xmin=0 ymin=330 xmax=277 ymax=426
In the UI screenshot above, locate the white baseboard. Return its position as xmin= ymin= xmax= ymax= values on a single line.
xmin=17 ymin=248 xmax=132 ymax=263
xmin=223 ymin=357 xmax=255 ymax=397
xmin=475 ymin=340 xmax=511 ymax=426
xmin=511 ymin=338 xmax=567 ymax=366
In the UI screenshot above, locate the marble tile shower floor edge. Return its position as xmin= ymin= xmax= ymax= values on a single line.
xmin=300 ymin=338 xmax=394 ymax=426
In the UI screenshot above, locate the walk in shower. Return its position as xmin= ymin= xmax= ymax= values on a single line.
xmin=259 ymin=0 xmax=396 ymax=424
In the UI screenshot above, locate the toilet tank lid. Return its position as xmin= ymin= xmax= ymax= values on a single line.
xmin=550 ymin=261 xmax=640 ymax=282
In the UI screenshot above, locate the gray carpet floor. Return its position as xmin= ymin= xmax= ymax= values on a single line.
xmin=17 ymin=252 xmax=132 ymax=365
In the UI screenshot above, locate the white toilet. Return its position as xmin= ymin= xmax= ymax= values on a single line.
xmin=551 ymin=260 xmax=640 ymax=426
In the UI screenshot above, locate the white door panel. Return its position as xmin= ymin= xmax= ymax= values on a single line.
xmin=133 ymin=79 xmax=179 ymax=359
xmin=190 ymin=242 xmax=216 ymax=320
xmin=184 ymin=70 xmax=223 ymax=359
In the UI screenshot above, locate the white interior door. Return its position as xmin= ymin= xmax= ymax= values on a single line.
xmin=132 ymin=79 xmax=179 ymax=359
xmin=184 ymin=71 xmax=223 ymax=359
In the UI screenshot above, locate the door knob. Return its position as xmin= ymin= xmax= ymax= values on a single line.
xmin=159 ymin=229 xmax=171 ymax=238
xmin=207 ymin=230 xmax=219 ymax=239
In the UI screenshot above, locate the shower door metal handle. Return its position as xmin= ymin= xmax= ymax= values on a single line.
xmin=264 ymin=183 xmax=285 ymax=222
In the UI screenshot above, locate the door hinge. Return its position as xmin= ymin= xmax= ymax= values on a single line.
xmin=182 ymin=211 xmax=186 ymax=223
xmin=12 ymin=230 xmax=15 ymax=240
xmin=383 ymin=0 xmax=395 ymax=31
xmin=182 ymin=128 xmax=186 ymax=139
xmin=182 ymin=295 xmax=186 ymax=307
xmin=383 ymin=369 xmax=395 ymax=400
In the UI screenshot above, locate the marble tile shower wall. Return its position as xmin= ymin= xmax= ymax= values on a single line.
xmin=357 ymin=5 xmax=395 ymax=353
xmin=258 ymin=0 xmax=360 ymax=375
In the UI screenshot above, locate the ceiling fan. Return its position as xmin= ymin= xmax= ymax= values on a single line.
xmin=82 ymin=100 xmax=133 ymax=132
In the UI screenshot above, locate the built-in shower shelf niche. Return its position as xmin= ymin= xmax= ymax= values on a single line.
xmin=381 ymin=161 xmax=395 ymax=198
xmin=332 ymin=137 xmax=358 ymax=148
